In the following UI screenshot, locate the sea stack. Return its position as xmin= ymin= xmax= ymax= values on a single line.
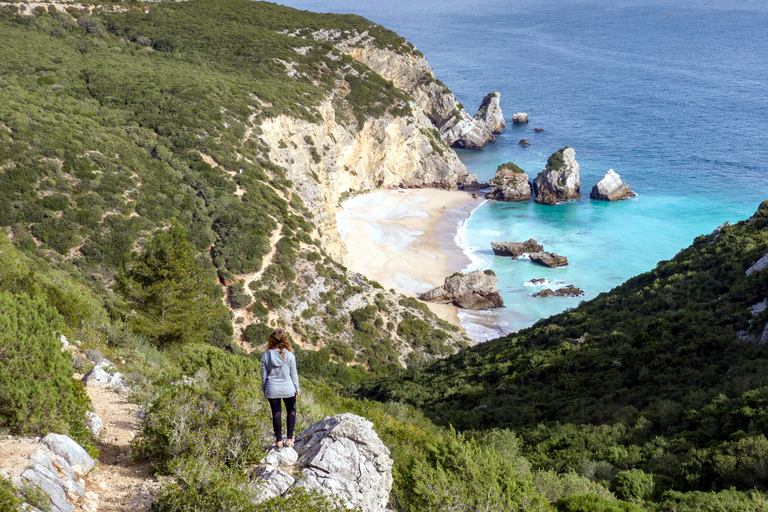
xmin=418 ymin=270 xmax=504 ymax=310
xmin=533 ymin=147 xmax=581 ymax=205
xmin=590 ymin=169 xmax=636 ymax=201
xmin=485 ymin=162 xmax=531 ymax=202
xmin=474 ymin=92 xmax=505 ymax=134
xmin=511 ymin=112 xmax=529 ymax=124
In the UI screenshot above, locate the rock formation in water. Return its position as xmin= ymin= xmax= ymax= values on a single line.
xmin=485 ymin=162 xmax=531 ymax=202
xmin=474 ymin=92 xmax=505 ymax=134
xmin=533 ymin=147 xmax=581 ymax=205
xmin=535 ymin=285 xmax=583 ymax=297
xmin=529 ymin=251 xmax=568 ymax=268
xmin=519 ymin=138 xmax=531 ymax=146
xmin=491 ymin=239 xmax=543 ymax=257
xmin=590 ymin=169 xmax=635 ymax=201
xmin=534 ymin=127 xmax=544 ymax=132
xmin=253 ymin=413 xmax=393 ymax=511
xmin=511 ymin=112 xmax=529 ymax=124
xmin=419 ymin=270 xmax=504 ymax=309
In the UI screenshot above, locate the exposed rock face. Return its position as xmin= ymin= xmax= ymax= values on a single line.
xmin=474 ymin=92 xmax=505 ymax=134
xmin=746 ymin=252 xmax=768 ymax=276
xmin=82 ymin=360 xmax=127 ymax=392
xmin=533 ymin=147 xmax=581 ymax=205
xmin=529 ymin=252 xmax=568 ymax=268
xmin=333 ymin=33 xmax=495 ymax=149
xmin=419 ymin=270 xmax=504 ymax=309
xmin=486 ymin=163 xmax=531 ymax=202
xmin=590 ymin=169 xmax=635 ymax=201
xmin=512 ymin=112 xmax=529 ymax=124
xmin=253 ymin=413 xmax=393 ymax=511
xmin=491 ymin=239 xmax=543 ymax=257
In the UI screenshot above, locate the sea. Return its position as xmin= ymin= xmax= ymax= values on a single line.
xmin=276 ymin=0 xmax=768 ymax=341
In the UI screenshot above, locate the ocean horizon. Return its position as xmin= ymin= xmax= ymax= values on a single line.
xmin=277 ymin=0 xmax=768 ymax=340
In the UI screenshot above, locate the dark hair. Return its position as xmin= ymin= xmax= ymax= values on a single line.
xmin=266 ymin=329 xmax=293 ymax=360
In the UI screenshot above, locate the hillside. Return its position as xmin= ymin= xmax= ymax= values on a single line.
xmin=360 ymin=201 xmax=768 ymax=496
xmin=0 ymin=0 xmax=479 ymax=376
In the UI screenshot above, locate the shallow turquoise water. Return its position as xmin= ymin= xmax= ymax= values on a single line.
xmin=276 ymin=0 xmax=768 ymax=338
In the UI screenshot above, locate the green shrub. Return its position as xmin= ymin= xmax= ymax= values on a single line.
xmin=0 ymin=477 xmax=21 ymax=512
xmin=0 ymin=292 xmax=82 ymax=435
xmin=497 ymin=162 xmax=526 ymax=174
xmin=244 ymin=323 xmax=272 ymax=347
xmin=547 ymin=147 xmax=570 ymax=171
xmin=554 ymin=494 xmax=644 ymax=512
xmin=611 ymin=469 xmax=654 ymax=504
xmin=228 ymin=281 xmax=251 ymax=309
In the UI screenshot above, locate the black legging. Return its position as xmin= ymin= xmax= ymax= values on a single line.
xmin=268 ymin=396 xmax=296 ymax=442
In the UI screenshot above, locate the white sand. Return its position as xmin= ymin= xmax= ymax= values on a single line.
xmin=337 ymin=188 xmax=482 ymax=328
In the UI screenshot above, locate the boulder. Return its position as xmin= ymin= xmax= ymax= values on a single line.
xmin=86 ymin=412 xmax=103 ymax=438
xmin=511 ymin=112 xmax=529 ymax=124
xmin=529 ymin=252 xmax=568 ymax=268
xmin=474 ymin=92 xmax=505 ymax=134
xmin=535 ymin=289 xmax=555 ymax=297
xmin=530 ymin=278 xmax=545 ymax=284
xmin=519 ymin=138 xmax=531 ymax=146
xmin=534 ymin=127 xmax=544 ymax=132
xmin=41 ymin=434 xmax=94 ymax=476
xmin=296 ymin=413 xmax=393 ymax=512
xmin=485 ymin=162 xmax=531 ymax=202
xmin=442 ymin=114 xmax=495 ymax=150
xmin=418 ymin=270 xmax=504 ymax=309
xmin=533 ymin=147 xmax=581 ymax=205
xmin=590 ymin=169 xmax=635 ymax=201
xmin=491 ymin=239 xmax=543 ymax=257
xmin=554 ymin=285 xmax=584 ymax=297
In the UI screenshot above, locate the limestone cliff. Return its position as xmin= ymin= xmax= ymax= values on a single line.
xmin=323 ymin=30 xmax=497 ymax=149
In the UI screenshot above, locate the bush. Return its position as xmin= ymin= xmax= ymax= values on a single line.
xmin=0 ymin=292 xmax=82 ymax=435
xmin=244 ymin=323 xmax=272 ymax=347
xmin=547 ymin=147 xmax=570 ymax=171
xmin=497 ymin=162 xmax=526 ymax=174
xmin=611 ymin=469 xmax=654 ymax=504
xmin=554 ymin=494 xmax=644 ymax=512
xmin=0 ymin=477 xmax=21 ymax=512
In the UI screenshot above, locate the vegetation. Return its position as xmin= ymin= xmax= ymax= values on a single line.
xmin=359 ymin=201 xmax=768 ymax=506
xmin=497 ymin=161 xmax=526 ymax=174
xmin=547 ymin=147 xmax=571 ymax=171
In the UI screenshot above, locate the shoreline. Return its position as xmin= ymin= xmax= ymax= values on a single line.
xmin=336 ymin=188 xmax=482 ymax=332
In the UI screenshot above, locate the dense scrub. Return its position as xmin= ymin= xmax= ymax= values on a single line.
xmin=360 ymin=202 xmax=768 ymax=503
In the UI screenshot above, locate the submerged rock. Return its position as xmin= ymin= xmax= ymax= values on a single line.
xmin=419 ymin=270 xmax=504 ymax=309
xmin=491 ymin=239 xmax=543 ymax=257
xmin=535 ymin=285 xmax=583 ymax=297
xmin=533 ymin=147 xmax=581 ymax=205
xmin=590 ymin=169 xmax=635 ymax=201
xmin=529 ymin=251 xmax=568 ymax=268
xmin=485 ymin=162 xmax=531 ymax=202
xmin=474 ymin=92 xmax=505 ymax=134
xmin=534 ymin=127 xmax=545 ymax=132
xmin=511 ymin=112 xmax=529 ymax=124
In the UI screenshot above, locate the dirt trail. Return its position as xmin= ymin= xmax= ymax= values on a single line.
xmin=84 ymin=386 xmax=161 ymax=512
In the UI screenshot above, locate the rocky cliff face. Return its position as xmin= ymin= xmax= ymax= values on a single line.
xmin=533 ymin=147 xmax=581 ymax=205
xmin=330 ymin=31 xmax=497 ymax=149
xmin=475 ymin=92 xmax=505 ymax=134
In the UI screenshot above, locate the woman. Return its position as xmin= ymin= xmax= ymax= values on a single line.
xmin=260 ymin=329 xmax=300 ymax=448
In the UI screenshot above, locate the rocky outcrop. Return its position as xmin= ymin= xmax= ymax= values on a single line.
xmin=533 ymin=147 xmax=581 ymax=205
xmin=590 ymin=169 xmax=635 ymax=201
xmin=485 ymin=163 xmax=531 ymax=202
xmin=329 ymin=32 xmax=495 ymax=149
xmin=491 ymin=239 xmax=543 ymax=257
xmin=474 ymin=92 xmax=505 ymax=134
xmin=519 ymin=139 xmax=530 ymax=146
xmin=511 ymin=112 xmax=529 ymax=124
xmin=534 ymin=127 xmax=544 ymax=132
xmin=529 ymin=252 xmax=568 ymax=268
xmin=82 ymin=359 xmax=128 ymax=393
xmin=746 ymin=252 xmax=768 ymax=276
xmin=16 ymin=434 xmax=95 ymax=512
xmin=419 ymin=270 xmax=503 ymax=309
xmin=252 ymin=413 xmax=393 ymax=511
xmin=535 ymin=285 xmax=584 ymax=297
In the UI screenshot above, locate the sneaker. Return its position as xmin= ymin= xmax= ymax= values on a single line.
xmin=285 ymin=438 xmax=294 ymax=448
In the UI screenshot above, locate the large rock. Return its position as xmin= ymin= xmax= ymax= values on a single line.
xmin=491 ymin=239 xmax=543 ymax=257
xmin=418 ymin=270 xmax=504 ymax=309
xmin=590 ymin=169 xmax=635 ymax=201
xmin=82 ymin=360 xmax=127 ymax=392
xmin=533 ymin=147 xmax=581 ymax=205
xmin=441 ymin=113 xmax=496 ymax=150
xmin=474 ymin=92 xmax=505 ymax=134
xmin=534 ymin=286 xmax=583 ymax=297
xmin=485 ymin=162 xmax=531 ymax=202
xmin=747 ymin=252 xmax=768 ymax=276
xmin=41 ymin=434 xmax=94 ymax=476
xmin=529 ymin=252 xmax=568 ymax=268
xmin=296 ymin=413 xmax=393 ymax=512
xmin=511 ymin=112 xmax=529 ymax=124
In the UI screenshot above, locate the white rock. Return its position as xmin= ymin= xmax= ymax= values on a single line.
xmin=747 ymin=253 xmax=768 ymax=276
xmin=86 ymin=412 xmax=103 ymax=438
xmin=511 ymin=112 xmax=529 ymax=124
xmin=590 ymin=169 xmax=635 ymax=201
xmin=41 ymin=434 xmax=94 ymax=476
xmin=261 ymin=447 xmax=298 ymax=468
xmin=533 ymin=147 xmax=581 ymax=205
xmin=82 ymin=361 xmax=114 ymax=388
xmin=60 ymin=335 xmax=69 ymax=350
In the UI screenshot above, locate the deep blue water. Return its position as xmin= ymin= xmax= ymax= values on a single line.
xmin=276 ymin=0 xmax=768 ymax=339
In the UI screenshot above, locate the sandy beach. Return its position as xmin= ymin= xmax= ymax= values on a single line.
xmin=336 ymin=188 xmax=482 ymax=328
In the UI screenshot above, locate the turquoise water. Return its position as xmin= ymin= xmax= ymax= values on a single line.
xmin=277 ymin=0 xmax=768 ymax=338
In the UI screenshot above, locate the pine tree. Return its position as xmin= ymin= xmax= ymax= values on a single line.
xmin=117 ymin=225 xmax=225 ymax=347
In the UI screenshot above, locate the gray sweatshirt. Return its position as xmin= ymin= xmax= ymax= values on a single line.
xmin=261 ymin=349 xmax=300 ymax=399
